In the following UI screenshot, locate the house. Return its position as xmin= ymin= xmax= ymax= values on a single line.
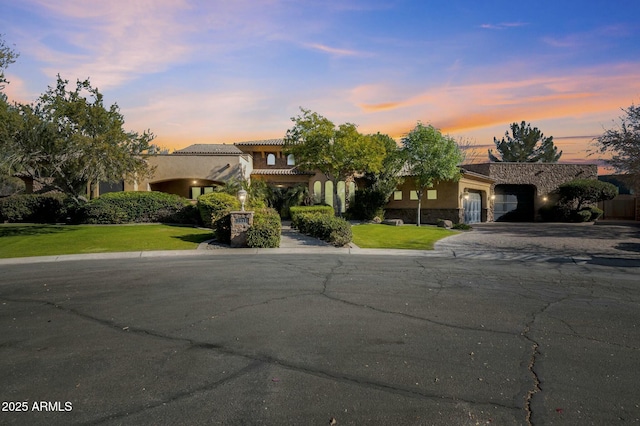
xmin=20 ymin=138 xmax=607 ymax=223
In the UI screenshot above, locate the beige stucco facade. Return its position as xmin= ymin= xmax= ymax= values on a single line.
xmin=124 ymin=153 xmax=251 ymax=199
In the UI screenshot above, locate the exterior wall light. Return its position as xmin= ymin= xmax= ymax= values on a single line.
xmin=237 ymin=189 xmax=248 ymax=211
xmin=542 ymin=196 xmax=548 ymax=202
xmin=462 ymin=189 xmax=470 ymax=200
xmin=490 ymin=194 xmax=496 ymax=201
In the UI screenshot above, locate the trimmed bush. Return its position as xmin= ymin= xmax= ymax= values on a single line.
xmin=197 ymin=192 xmax=240 ymax=227
xmin=293 ymin=212 xmax=352 ymax=247
xmin=247 ymin=208 xmax=281 ymax=248
xmin=79 ymin=191 xmax=196 ymax=224
xmin=572 ymin=209 xmax=593 ymax=222
xmin=290 ymin=205 xmax=334 ymax=228
xmin=558 ymin=179 xmax=618 ymax=210
xmin=197 ymin=192 xmax=241 ymax=244
xmin=0 ymin=193 xmax=69 ymax=223
xmin=587 ymin=206 xmax=603 ymax=221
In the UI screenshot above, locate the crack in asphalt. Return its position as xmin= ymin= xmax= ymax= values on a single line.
xmin=81 ymin=360 xmax=264 ymax=425
xmin=520 ymin=295 xmax=572 ymax=426
xmin=1 ymin=295 xmax=520 ymax=416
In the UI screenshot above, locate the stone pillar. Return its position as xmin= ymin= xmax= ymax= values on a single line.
xmin=230 ymin=211 xmax=254 ymax=248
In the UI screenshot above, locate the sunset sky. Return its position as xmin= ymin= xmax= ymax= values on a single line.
xmin=2 ymin=0 xmax=639 ymax=170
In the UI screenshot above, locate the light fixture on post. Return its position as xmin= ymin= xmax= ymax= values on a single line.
xmin=237 ymin=189 xmax=248 ymax=212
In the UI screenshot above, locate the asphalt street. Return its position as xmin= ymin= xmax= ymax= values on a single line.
xmin=0 ymin=253 xmax=639 ymax=425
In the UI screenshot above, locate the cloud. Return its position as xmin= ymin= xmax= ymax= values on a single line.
xmin=17 ymin=0 xmax=194 ymax=89
xmin=480 ymin=22 xmax=528 ymax=30
xmin=350 ymin=63 xmax=640 ymax=138
xmin=304 ymin=43 xmax=366 ymax=57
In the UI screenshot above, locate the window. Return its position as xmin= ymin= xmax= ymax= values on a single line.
xmin=393 ymin=190 xmax=403 ymax=201
xmin=410 ymin=191 xmax=419 ymax=200
xmin=324 ymin=181 xmax=334 ymax=207
xmin=190 ymin=186 xmax=215 ymax=199
xmin=266 ymin=153 xmax=276 ymax=166
xmin=337 ymin=181 xmax=346 ymax=213
xmin=287 ymin=154 xmax=295 ymax=165
xmin=427 ymin=190 xmax=437 ymax=200
xmin=313 ymin=181 xmax=322 ymax=203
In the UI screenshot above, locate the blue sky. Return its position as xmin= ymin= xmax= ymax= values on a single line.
xmin=2 ymin=0 xmax=639 ymax=168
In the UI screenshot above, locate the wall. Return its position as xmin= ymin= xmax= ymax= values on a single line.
xmin=463 ymin=162 xmax=598 ymax=221
xmin=124 ymin=154 xmax=250 ymax=197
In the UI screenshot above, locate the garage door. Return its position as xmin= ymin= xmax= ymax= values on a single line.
xmin=494 ymin=185 xmax=535 ymax=221
xmin=464 ymin=192 xmax=482 ymax=224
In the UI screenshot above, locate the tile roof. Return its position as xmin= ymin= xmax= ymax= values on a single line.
xmin=234 ymin=139 xmax=285 ymax=146
xmin=173 ymin=144 xmax=243 ymax=155
xmin=251 ymin=168 xmax=314 ymax=176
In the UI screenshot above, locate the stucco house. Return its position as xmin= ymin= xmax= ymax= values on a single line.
xmin=117 ymin=139 xmax=601 ymax=224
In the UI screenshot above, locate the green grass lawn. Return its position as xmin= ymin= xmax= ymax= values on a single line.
xmin=0 ymin=224 xmax=213 ymax=258
xmin=351 ymin=224 xmax=458 ymax=250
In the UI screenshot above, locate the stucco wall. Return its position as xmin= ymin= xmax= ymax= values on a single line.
xmin=124 ymin=154 xmax=251 ymax=193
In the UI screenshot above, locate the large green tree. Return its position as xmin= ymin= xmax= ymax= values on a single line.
xmin=594 ymin=104 xmax=640 ymax=191
xmin=0 ymin=34 xmax=18 ymax=91
xmin=283 ymin=108 xmax=387 ymax=215
xmin=401 ymin=122 xmax=464 ymax=226
xmin=489 ymin=121 xmax=562 ymax=162
xmin=1 ymin=76 xmax=155 ymax=202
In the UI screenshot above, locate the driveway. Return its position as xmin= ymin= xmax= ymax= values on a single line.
xmin=435 ymin=221 xmax=640 ymax=261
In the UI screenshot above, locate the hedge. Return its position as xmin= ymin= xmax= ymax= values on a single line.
xmin=79 ymin=192 xmax=198 ymax=224
xmin=293 ymin=212 xmax=352 ymax=247
xmin=290 ymin=205 xmax=334 ymax=228
xmin=197 ymin=192 xmax=241 ymax=243
xmin=0 ymin=194 xmax=70 ymax=223
xmin=246 ymin=208 xmax=281 ymax=248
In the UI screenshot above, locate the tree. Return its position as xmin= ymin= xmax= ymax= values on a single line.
xmin=594 ymin=104 xmax=640 ymax=191
xmin=1 ymin=76 xmax=155 ymax=202
xmin=283 ymin=108 xmax=387 ymax=215
xmin=401 ymin=122 xmax=464 ymax=226
xmin=557 ymin=179 xmax=618 ymax=211
xmin=489 ymin=121 xmax=562 ymax=162
xmin=0 ymin=34 xmax=19 ymax=91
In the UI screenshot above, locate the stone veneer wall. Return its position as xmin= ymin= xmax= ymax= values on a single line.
xmin=462 ymin=163 xmax=598 ymax=195
xmin=462 ymin=163 xmax=598 ymax=221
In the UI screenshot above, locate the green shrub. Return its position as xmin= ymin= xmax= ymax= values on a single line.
xmin=79 ymin=191 xmax=194 ymax=224
xmin=247 ymin=208 xmax=281 ymax=248
xmin=572 ymin=209 xmax=593 ymax=222
xmin=197 ymin=192 xmax=240 ymax=227
xmin=0 ymin=194 xmax=69 ymax=223
xmin=558 ymin=179 xmax=618 ymax=210
xmin=587 ymin=206 xmax=603 ymax=221
xmin=452 ymin=223 xmax=472 ymax=230
xmin=290 ymin=205 xmax=334 ymax=227
xmin=538 ymin=204 xmax=570 ymax=222
xmin=347 ymin=188 xmax=388 ymax=221
xmin=293 ymin=212 xmax=352 ymax=247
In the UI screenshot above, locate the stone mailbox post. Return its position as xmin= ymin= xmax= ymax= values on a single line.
xmin=230 ymin=211 xmax=254 ymax=248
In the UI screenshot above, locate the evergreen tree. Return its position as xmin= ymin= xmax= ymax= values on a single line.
xmin=489 ymin=121 xmax=562 ymax=162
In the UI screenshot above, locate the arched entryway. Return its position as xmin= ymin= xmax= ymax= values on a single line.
xmin=494 ymin=184 xmax=535 ymax=221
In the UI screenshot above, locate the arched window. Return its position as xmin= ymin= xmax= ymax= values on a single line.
xmin=266 ymin=153 xmax=276 ymax=166
xmin=337 ymin=181 xmax=346 ymax=213
xmin=287 ymin=154 xmax=295 ymax=166
xmin=313 ymin=181 xmax=322 ymax=203
xmin=324 ymin=181 xmax=334 ymax=207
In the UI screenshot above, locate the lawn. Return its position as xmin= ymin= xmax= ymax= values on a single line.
xmin=0 ymin=224 xmax=213 ymax=258
xmin=351 ymin=224 xmax=458 ymax=250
